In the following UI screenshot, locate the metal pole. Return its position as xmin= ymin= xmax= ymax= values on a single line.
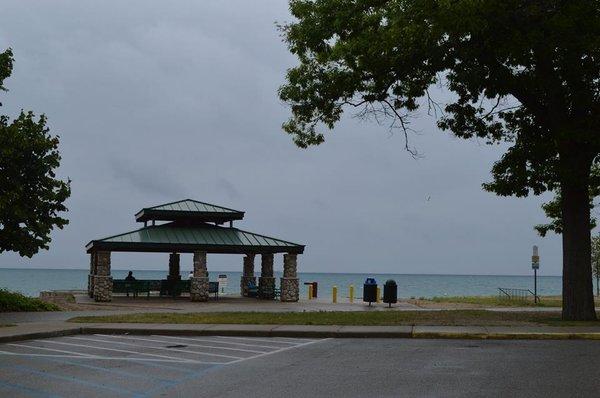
xmin=534 ymin=268 xmax=538 ymax=303
xmin=532 ymin=245 xmax=540 ymax=304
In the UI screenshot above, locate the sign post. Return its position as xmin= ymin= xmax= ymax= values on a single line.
xmin=532 ymin=245 xmax=540 ymax=303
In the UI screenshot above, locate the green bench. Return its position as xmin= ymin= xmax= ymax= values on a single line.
xmin=245 ymin=281 xmax=280 ymax=300
xmin=113 ymin=279 xmax=218 ymax=299
xmin=258 ymin=285 xmax=281 ymax=300
xmin=112 ymin=280 xmax=160 ymax=298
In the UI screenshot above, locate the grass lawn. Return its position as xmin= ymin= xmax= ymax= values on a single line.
xmin=69 ymin=310 xmax=600 ymax=327
xmin=422 ymin=296 xmax=563 ymax=307
xmin=0 ymin=289 xmax=60 ymax=312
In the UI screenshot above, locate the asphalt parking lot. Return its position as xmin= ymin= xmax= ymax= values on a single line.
xmin=1 ymin=336 xmax=599 ymax=397
xmin=0 ymin=334 xmax=323 ymax=397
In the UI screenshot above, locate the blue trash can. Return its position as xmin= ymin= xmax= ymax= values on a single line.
xmin=363 ymin=278 xmax=377 ymax=305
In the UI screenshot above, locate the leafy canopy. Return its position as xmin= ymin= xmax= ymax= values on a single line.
xmin=534 ymin=164 xmax=600 ymax=237
xmin=279 ymin=0 xmax=600 ymax=196
xmin=0 ymin=48 xmax=71 ymax=257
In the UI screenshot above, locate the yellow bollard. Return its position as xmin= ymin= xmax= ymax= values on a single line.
xmin=308 ymin=284 xmax=313 ymax=300
xmin=332 ymin=286 xmax=337 ymax=303
xmin=349 ymin=284 xmax=354 ymax=303
xmin=376 ymin=286 xmax=381 ymax=303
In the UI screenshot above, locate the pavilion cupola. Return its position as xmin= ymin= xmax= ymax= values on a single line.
xmin=134 ymin=199 xmax=245 ymax=226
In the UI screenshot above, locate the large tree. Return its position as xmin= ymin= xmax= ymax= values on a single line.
xmin=0 ymin=48 xmax=70 ymax=257
xmin=279 ymin=0 xmax=600 ymax=320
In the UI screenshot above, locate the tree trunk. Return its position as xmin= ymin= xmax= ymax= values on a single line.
xmin=560 ymin=149 xmax=597 ymax=321
xmin=597 ymin=274 xmax=599 ymax=297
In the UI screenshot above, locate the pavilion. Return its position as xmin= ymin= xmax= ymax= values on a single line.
xmin=85 ymin=199 xmax=304 ymax=303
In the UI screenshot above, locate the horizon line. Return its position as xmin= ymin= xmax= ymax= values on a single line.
xmin=0 ymin=267 xmax=562 ymax=278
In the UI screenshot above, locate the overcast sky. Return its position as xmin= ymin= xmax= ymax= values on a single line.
xmin=0 ymin=0 xmax=564 ymax=275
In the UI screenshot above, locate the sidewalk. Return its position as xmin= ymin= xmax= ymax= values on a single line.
xmin=2 ymin=321 xmax=600 ymax=343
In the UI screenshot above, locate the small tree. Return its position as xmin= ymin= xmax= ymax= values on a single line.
xmin=0 ymin=48 xmax=70 ymax=257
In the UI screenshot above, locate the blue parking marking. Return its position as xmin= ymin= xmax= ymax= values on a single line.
xmin=0 ymin=379 xmax=63 ymax=398
xmin=33 ymin=356 xmax=176 ymax=384
xmin=138 ymin=364 xmax=225 ymax=398
xmin=0 ymin=363 xmax=144 ymax=398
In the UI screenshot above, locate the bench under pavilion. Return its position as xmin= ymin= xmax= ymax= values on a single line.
xmin=85 ymin=199 xmax=304 ymax=303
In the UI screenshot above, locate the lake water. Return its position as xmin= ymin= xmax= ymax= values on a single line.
xmin=0 ymin=268 xmax=566 ymax=298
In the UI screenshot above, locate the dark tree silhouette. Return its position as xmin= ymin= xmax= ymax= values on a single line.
xmin=279 ymin=1 xmax=600 ymax=320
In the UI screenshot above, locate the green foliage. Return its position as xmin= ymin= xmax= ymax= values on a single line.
xmin=535 ymin=164 xmax=600 ymax=237
xmin=0 ymin=289 xmax=60 ymax=312
xmin=0 ymin=48 xmax=13 ymax=95
xmin=280 ymin=0 xmax=600 ymax=190
xmin=0 ymin=48 xmax=70 ymax=257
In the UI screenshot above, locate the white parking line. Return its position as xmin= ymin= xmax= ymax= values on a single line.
xmin=213 ymin=335 xmax=316 ymax=345
xmin=168 ymin=336 xmax=288 ymax=349
xmin=0 ymin=336 xmax=329 ymax=368
xmin=0 ymin=350 xmax=195 ymax=363
xmin=227 ymin=338 xmax=330 ymax=365
xmin=7 ymin=343 xmax=95 ymax=357
xmin=96 ymin=334 xmax=267 ymax=354
xmin=69 ymin=336 xmax=244 ymax=360
xmin=144 ymin=335 xmax=281 ymax=352
xmin=37 ymin=339 xmax=211 ymax=363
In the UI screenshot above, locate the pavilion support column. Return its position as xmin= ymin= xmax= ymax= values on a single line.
xmin=240 ymin=254 xmax=256 ymax=296
xmin=190 ymin=251 xmax=209 ymax=302
xmin=167 ymin=253 xmax=181 ymax=282
xmin=88 ymin=252 xmax=96 ymax=298
xmin=93 ymin=251 xmax=113 ymax=302
xmin=281 ymin=253 xmax=299 ymax=302
xmin=259 ymin=253 xmax=275 ymax=300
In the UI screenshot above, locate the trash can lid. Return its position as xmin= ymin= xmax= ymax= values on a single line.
xmin=385 ymin=279 xmax=397 ymax=285
xmin=364 ymin=278 xmax=377 ymax=284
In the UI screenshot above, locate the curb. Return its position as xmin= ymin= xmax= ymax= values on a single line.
xmin=80 ymin=326 xmax=350 ymax=339
xmin=0 ymin=327 xmax=82 ymax=344
xmin=2 ymin=326 xmax=600 ymax=342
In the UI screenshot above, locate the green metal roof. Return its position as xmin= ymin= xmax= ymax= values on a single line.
xmin=86 ymin=222 xmax=304 ymax=254
xmin=135 ymin=199 xmax=244 ymax=223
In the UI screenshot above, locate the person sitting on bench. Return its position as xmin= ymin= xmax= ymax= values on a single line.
xmin=124 ymin=271 xmax=137 ymax=297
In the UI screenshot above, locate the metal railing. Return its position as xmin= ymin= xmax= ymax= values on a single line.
xmin=497 ymin=287 xmax=539 ymax=302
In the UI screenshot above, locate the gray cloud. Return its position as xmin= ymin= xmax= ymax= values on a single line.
xmin=110 ymin=157 xmax=186 ymax=198
xmin=0 ymin=0 xmax=562 ymax=275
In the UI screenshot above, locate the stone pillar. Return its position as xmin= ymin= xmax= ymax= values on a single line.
xmin=259 ymin=253 xmax=275 ymax=299
xmin=93 ymin=251 xmax=113 ymax=302
xmin=281 ymin=253 xmax=299 ymax=302
xmin=167 ymin=253 xmax=181 ymax=281
xmin=240 ymin=254 xmax=256 ymax=296
xmin=88 ymin=252 xmax=96 ymax=298
xmin=190 ymin=251 xmax=209 ymax=301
